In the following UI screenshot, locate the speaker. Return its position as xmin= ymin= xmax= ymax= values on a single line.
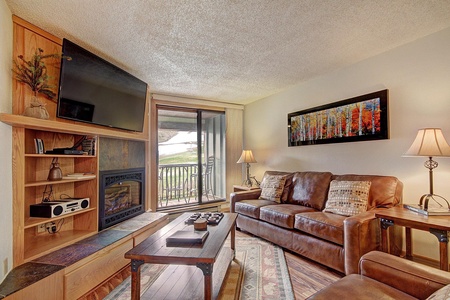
xmin=30 ymin=198 xmax=90 ymax=218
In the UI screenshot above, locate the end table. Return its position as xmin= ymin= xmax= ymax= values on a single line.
xmin=376 ymin=206 xmax=450 ymax=271
xmin=233 ymin=185 xmax=260 ymax=192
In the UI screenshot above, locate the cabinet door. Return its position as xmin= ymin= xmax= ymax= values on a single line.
xmin=64 ymin=239 xmax=133 ymax=299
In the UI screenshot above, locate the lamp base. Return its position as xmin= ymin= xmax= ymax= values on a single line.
xmin=419 ymin=193 xmax=450 ymax=210
xmin=242 ymin=179 xmax=253 ymax=188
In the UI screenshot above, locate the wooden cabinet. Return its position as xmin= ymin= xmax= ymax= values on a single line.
xmin=13 ymin=126 xmax=99 ymax=265
xmin=0 ymin=212 xmax=168 ymax=299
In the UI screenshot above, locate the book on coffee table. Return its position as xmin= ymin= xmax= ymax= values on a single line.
xmin=166 ymin=230 xmax=209 ymax=246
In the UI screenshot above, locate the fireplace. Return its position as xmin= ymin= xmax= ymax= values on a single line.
xmin=99 ymin=168 xmax=145 ymax=230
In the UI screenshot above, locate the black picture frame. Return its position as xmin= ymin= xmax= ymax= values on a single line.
xmin=288 ymin=89 xmax=389 ymax=146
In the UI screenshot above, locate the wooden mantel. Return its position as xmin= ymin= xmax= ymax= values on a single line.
xmin=0 ymin=113 xmax=148 ymax=141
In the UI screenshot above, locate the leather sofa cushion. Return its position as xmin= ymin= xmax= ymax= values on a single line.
xmin=307 ymin=274 xmax=416 ymax=300
xmin=288 ymin=172 xmax=333 ymax=210
xmin=294 ymin=212 xmax=345 ymax=245
xmin=260 ymin=204 xmax=316 ymax=229
xmin=235 ymin=199 xmax=276 ymax=219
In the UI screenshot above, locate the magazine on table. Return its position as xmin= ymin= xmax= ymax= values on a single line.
xmin=404 ymin=204 xmax=450 ymax=216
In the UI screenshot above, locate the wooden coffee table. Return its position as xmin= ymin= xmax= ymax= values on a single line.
xmin=125 ymin=212 xmax=237 ymax=299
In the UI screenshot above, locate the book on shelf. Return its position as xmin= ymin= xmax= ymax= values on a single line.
xmin=404 ymin=204 xmax=450 ymax=216
xmin=166 ymin=230 xmax=209 ymax=246
xmin=34 ymin=138 xmax=44 ymax=154
xmin=63 ymin=173 xmax=96 ymax=180
xmin=82 ymin=137 xmax=96 ymax=155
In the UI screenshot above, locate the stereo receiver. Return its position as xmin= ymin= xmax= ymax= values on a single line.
xmin=30 ymin=198 xmax=90 ymax=218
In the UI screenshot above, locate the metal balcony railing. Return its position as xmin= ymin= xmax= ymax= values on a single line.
xmin=158 ymin=162 xmax=216 ymax=207
xmin=158 ymin=163 xmax=197 ymax=206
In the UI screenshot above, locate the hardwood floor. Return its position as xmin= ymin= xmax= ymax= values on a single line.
xmin=236 ymin=230 xmax=343 ymax=299
xmin=284 ymin=250 xmax=343 ymax=299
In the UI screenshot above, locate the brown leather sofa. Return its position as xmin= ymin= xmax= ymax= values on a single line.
xmin=230 ymin=171 xmax=403 ymax=275
xmin=308 ymin=251 xmax=450 ymax=299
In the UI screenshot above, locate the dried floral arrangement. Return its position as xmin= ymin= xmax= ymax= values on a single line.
xmin=12 ymin=48 xmax=71 ymax=101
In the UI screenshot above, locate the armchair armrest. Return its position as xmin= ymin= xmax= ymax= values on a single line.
xmin=230 ymin=189 xmax=261 ymax=213
xmin=343 ymin=210 xmax=380 ymax=275
xmin=360 ymin=251 xmax=450 ymax=299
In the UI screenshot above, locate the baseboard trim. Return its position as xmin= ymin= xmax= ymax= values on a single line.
xmin=158 ymin=201 xmax=226 ymax=219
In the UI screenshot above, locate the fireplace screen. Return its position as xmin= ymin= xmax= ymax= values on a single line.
xmin=99 ymin=168 xmax=145 ymax=230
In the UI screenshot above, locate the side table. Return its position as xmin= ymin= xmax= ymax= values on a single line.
xmin=233 ymin=185 xmax=260 ymax=192
xmin=376 ymin=206 xmax=450 ymax=271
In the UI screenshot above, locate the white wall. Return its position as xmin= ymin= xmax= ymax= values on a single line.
xmin=0 ymin=0 xmax=13 ymax=281
xmin=245 ymin=26 xmax=450 ymax=261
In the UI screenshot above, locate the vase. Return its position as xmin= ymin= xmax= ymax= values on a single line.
xmin=23 ymin=96 xmax=50 ymax=120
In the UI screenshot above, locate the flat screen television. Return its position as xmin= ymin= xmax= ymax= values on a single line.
xmin=57 ymin=38 xmax=147 ymax=132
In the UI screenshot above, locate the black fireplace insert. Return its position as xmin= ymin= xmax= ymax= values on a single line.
xmin=99 ymin=168 xmax=145 ymax=230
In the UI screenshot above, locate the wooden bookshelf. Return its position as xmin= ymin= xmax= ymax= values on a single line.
xmin=8 ymin=124 xmax=99 ymax=265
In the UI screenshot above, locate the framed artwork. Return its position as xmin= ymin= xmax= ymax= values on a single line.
xmin=288 ymin=89 xmax=389 ymax=146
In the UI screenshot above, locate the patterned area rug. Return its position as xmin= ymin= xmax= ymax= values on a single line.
xmin=105 ymin=237 xmax=294 ymax=300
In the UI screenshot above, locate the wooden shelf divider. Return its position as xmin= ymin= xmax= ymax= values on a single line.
xmin=24 ymin=207 xmax=97 ymax=228
xmin=25 ymin=177 xmax=96 ymax=187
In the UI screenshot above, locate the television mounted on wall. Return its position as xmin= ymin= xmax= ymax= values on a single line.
xmin=57 ymin=38 xmax=147 ymax=132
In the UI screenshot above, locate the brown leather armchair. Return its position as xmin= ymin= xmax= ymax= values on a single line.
xmin=308 ymin=251 xmax=450 ymax=300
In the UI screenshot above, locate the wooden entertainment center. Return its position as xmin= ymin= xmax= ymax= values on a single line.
xmin=1 ymin=113 xmax=150 ymax=266
xmin=0 ymin=16 xmax=165 ymax=299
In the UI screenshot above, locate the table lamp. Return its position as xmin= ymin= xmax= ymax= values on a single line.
xmin=403 ymin=128 xmax=450 ymax=209
xmin=237 ymin=150 xmax=257 ymax=187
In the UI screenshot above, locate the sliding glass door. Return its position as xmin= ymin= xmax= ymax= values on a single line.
xmin=157 ymin=106 xmax=225 ymax=209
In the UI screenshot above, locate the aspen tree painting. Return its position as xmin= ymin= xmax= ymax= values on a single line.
xmin=288 ymin=90 xmax=389 ymax=146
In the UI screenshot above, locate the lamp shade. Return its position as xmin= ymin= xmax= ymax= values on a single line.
xmin=403 ymin=128 xmax=450 ymax=157
xmin=237 ymin=150 xmax=257 ymax=163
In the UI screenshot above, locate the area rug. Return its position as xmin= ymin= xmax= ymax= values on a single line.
xmin=105 ymin=237 xmax=294 ymax=299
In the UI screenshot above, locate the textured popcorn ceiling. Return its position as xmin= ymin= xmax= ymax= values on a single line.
xmin=6 ymin=0 xmax=450 ymax=104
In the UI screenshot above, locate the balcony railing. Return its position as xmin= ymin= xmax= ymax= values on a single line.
xmin=159 ymin=163 xmax=196 ymax=204
xmin=158 ymin=163 xmax=219 ymax=207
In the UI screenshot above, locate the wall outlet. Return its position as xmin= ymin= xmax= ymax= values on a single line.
xmin=37 ymin=222 xmax=56 ymax=233
xmin=37 ymin=223 xmax=47 ymax=233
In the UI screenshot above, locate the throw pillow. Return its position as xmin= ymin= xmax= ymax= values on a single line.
xmin=426 ymin=284 xmax=450 ymax=299
xmin=259 ymin=174 xmax=287 ymax=203
xmin=323 ymin=180 xmax=371 ymax=216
